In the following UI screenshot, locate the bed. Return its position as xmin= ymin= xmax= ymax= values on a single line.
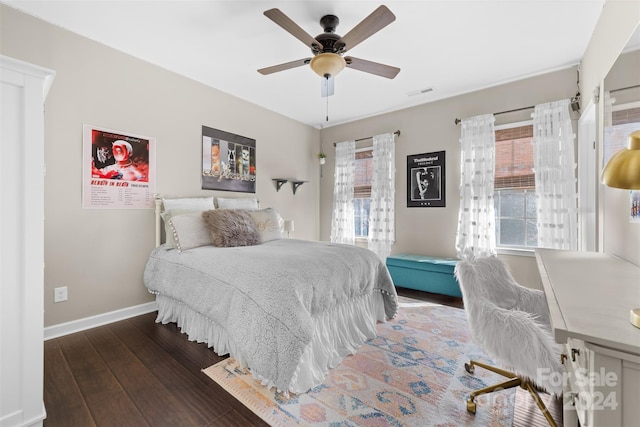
xmin=143 ymin=196 xmax=398 ymax=395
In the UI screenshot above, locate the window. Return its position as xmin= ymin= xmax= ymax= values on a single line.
xmin=605 ymin=102 xmax=640 ymax=162
xmin=494 ymin=122 xmax=537 ymax=249
xmin=611 ymin=103 xmax=640 ymax=126
xmin=353 ymin=148 xmax=373 ymax=238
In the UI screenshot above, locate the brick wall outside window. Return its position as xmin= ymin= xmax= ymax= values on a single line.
xmin=495 ymin=125 xmax=534 ymax=189
xmin=494 ymin=123 xmax=537 ymax=248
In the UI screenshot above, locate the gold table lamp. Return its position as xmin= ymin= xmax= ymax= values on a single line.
xmin=602 ymin=130 xmax=640 ymax=328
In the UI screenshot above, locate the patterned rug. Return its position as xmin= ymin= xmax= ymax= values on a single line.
xmin=202 ymin=297 xmax=515 ymax=426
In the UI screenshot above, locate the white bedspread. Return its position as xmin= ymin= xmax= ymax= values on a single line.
xmin=143 ymin=239 xmax=398 ymax=393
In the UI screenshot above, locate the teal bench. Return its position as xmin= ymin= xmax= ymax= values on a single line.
xmin=386 ymin=254 xmax=461 ymax=297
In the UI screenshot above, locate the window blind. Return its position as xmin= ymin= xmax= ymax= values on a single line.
xmin=495 ymin=125 xmax=534 ymax=190
xmin=354 ymin=149 xmax=373 ymax=198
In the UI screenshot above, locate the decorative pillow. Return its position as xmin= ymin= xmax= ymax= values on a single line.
xmin=216 ymin=196 xmax=258 ymax=210
xmin=248 ymin=208 xmax=283 ymax=242
xmin=168 ymin=212 xmax=213 ymax=252
xmin=161 ymin=209 xmax=199 ymax=248
xmin=162 ymin=196 xmax=214 ymax=211
xmin=202 ymin=209 xmax=261 ymax=247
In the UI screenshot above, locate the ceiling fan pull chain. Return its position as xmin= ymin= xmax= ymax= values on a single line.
xmin=326 ymin=88 xmax=329 ymax=121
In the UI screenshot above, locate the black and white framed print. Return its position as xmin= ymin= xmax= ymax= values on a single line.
xmin=407 ymin=151 xmax=445 ymax=207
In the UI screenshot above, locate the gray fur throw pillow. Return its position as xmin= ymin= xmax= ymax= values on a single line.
xmin=202 ymin=209 xmax=261 ymax=247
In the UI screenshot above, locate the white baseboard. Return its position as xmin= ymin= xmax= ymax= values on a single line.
xmin=44 ymin=301 xmax=157 ymax=341
xmin=0 ymin=403 xmax=46 ymax=427
xmin=1 ymin=409 xmax=22 ymax=427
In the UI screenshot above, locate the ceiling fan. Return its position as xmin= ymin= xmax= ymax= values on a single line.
xmin=258 ymin=5 xmax=400 ymax=97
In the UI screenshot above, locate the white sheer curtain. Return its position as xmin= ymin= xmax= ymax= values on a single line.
xmin=330 ymin=140 xmax=356 ymax=244
xmin=456 ymin=114 xmax=497 ymax=259
xmin=368 ymin=133 xmax=396 ymax=261
xmin=532 ymin=99 xmax=578 ymax=250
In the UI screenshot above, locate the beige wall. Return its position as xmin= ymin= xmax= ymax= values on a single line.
xmin=319 ymin=69 xmax=580 ymax=290
xmin=602 ymin=49 xmax=640 ymax=265
xmin=581 ymin=1 xmax=640 ymax=266
xmin=1 ymin=5 xmax=320 ymax=327
xmin=2 ymin=1 xmax=638 ymax=327
xmin=581 ymin=0 xmax=640 ymax=108
xmin=318 ymin=0 xmax=640 ymax=287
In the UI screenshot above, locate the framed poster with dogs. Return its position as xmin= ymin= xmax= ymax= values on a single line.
xmin=202 ymin=126 xmax=256 ymax=193
xmin=407 ymin=151 xmax=445 ymax=207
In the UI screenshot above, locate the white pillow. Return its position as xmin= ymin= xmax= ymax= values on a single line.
xmin=161 ymin=209 xmax=200 ymax=248
xmin=168 ymin=212 xmax=214 ymax=252
xmin=216 ymin=196 xmax=258 ymax=210
xmin=248 ymin=208 xmax=283 ymax=242
xmin=160 ymin=209 xmax=189 ymax=248
xmin=162 ymin=196 xmax=214 ymax=211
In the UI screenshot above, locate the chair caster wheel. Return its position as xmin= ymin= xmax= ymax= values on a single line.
xmin=465 ymin=363 xmax=474 ymax=374
xmin=466 ymin=399 xmax=477 ymax=414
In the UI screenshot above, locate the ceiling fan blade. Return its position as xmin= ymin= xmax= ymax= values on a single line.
xmin=335 ymin=5 xmax=396 ymax=53
xmin=258 ymin=58 xmax=311 ymax=75
xmin=345 ymin=56 xmax=400 ymax=79
xmin=264 ymin=8 xmax=322 ymax=52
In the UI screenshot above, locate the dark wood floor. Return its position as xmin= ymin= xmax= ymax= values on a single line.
xmin=43 ymin=288 xmax=559 ymax=426
xmin=44 ymin=309 xmax=264 ymax=427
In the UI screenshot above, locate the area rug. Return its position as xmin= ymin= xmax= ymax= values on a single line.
xmin=203 ymin=297 xmax=515 ymax=426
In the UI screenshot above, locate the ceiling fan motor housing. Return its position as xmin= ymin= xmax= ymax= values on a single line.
xmin=320 ymin=15 xmax=339 ymax=33
xmin=315 ymin=15 xmax=343 ymax=54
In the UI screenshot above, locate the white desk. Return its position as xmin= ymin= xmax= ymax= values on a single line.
xmin=536 ymin=249 xmax=640 ymax=427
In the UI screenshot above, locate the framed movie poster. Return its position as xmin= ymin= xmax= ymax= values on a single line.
xmin=82 ymin=124 xmax=156 ymax=209
xmin=407 ymin=151 xmax=445 ymax=207
xmin=202 ymin=126 xmax=256 ymax=193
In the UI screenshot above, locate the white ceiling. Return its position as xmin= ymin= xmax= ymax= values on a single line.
xmin=4 ymin=0 xmax=609 ymax=128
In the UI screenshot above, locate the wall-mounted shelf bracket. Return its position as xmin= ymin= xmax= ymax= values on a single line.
xmin=273 ymin=178 xmax=307 ymax=194
xmin=291 ymin=180 xmax=307 ymax=195
xmin=272 ymin=178 xmax=288 ymax=192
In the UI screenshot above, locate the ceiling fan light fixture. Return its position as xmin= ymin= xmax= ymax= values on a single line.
xmin=310 ymin=53 xmax=346 ymax=78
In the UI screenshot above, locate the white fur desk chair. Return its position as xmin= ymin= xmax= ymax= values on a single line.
xmin=454 ymin=256 xmax=563 ymax=427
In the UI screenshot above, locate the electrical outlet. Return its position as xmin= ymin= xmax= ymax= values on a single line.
xmin=54 ymin=286 xmax=68 ymax=303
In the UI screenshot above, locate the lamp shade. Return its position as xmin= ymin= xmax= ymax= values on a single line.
xmin=284 ymin=220 xmax=294 ymax=232
xmin=602 ymin=130 xmax=640 ymax=190
xmin=310 ymin=53 xmax=346 ymax=78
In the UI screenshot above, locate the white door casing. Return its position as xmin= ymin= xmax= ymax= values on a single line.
xmin=1 ymin=55 xmax=54 ymax=427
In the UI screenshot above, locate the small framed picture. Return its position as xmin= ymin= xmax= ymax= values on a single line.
xmin=407 ymin=151 xmax=445 ymax=207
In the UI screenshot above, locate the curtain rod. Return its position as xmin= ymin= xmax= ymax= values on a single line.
xmin=454 ymin=105 xmax=535 ymax=125
xmin=333 ymin=129 xmax=401 ymax=146
xmin=610 ymin=84 xmax=640 ymax=94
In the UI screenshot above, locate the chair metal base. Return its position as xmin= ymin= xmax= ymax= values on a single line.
xmin=464 ymin=360 xmax=558 ymax=427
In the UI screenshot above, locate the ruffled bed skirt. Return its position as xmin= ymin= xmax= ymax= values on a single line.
xmin=152 ymin=291 xmax=387 ymax=394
